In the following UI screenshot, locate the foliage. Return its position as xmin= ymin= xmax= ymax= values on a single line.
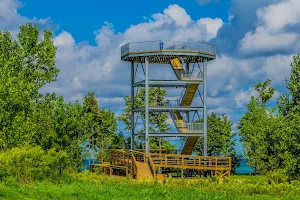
xmin=118 ymin=88 xmax=174 ymax=150
xmin=254 ymin=79 xmax=275 ymax=105
xmin=238 ymin=96 xmax=281 ymax=174
xmin=83 ymin=92 xmax=117 ymax=163
xmin=0 ymin=23 xmax=59 ymax=150
xmin=0 ymin=146 xmax=67 ymax=184
xmin=239 ymin=56 xmax=300 ymax=179
xmin=0 ymin=24 xmax=118 ymax=170
xmin=195 ymin=113 xmax=240 ymax=173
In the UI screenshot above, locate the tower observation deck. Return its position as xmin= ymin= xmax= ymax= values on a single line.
xmin=121 ymin=40 xmax=216 ymax=156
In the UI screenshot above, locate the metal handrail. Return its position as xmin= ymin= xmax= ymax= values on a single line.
xmin=181 ymin=70 xmax=202 ymax=80
xmin=121 ymin=40 xmax=216 ymax=57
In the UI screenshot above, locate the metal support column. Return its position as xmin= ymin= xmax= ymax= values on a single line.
xmin=131 ymin=62 xmax=135 ymax=150
xmin=203 ymin=59 xmax=208 ymax=156
xmin=145 ymin=57 xmax=150 ymax=153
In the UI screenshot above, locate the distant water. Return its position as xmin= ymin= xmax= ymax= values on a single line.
xmin=235 ymin=160 xmax=255 ymax=174
xmin=82 ymin=159 xmax=99 ymax=171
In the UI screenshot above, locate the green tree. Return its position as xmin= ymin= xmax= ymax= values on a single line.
xmin=254 ymin=79 xmax=275 ymax=105
xmin=238 ymin=96 xmax=280 ymax=174
xmin=118 ymin=87 xmax=174 ymax=150
xmin=83 ymin=92 xmax=117 ymax=163
xmin=195 ymin=113 xmax=240 ymax=173
xmin=0 ymin=23 xmax=59 ymax=149
xmin=278 ymin=54 xmax=300 ymax=115
xmin=195 ymin=113 xmax=235 ymax=156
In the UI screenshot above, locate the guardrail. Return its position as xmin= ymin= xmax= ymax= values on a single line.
xmin=108 ymin=150 xmax=231 ymax=179
xmin=149 ymin=153 xmax=231 ymax=171
xmin=181 ymin=70 xmax=202 ymax=80
xmin=121 ymin=40 xmax=216 ymax=57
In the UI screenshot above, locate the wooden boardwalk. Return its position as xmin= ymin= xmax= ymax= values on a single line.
xmin=93 ymin=150 xmax=231 ymax=183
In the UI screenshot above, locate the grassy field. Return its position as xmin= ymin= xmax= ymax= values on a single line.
xmin=0 ymin=172 xmax=300 ymax=200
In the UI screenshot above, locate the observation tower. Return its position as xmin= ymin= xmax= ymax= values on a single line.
xmin=92 ymin=41 xmax=231 ymax=182
xmin=121 ymin=40 xmax=216 ymax=156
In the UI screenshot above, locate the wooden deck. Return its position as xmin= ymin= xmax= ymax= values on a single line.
xmin=92 ymin=150 xmax=231 ymax=183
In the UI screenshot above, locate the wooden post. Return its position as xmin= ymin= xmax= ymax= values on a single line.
xmin=219 ymin=175 xmax=223 ymax=184
xmin=181 ymin=168 xmax=184 ymax=179
xmin=165 ymin=154 xmax=167 ymax=165
xmin=110 ymin=167 xmax=112 ymax=176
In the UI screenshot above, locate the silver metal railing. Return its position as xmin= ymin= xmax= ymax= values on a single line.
xmin=181 ymin=70 xmax=202 ymax=80
xmin=121 ymin=40 xmax=216 ymax=57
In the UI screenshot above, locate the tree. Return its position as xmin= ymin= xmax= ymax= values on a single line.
xmin=254 ymin=79 xmax=275 ymax=105
xmin=0 ymin=23 xmax=59 ymax=149
xmin=238 ymin=96 xmax=280 ymax=174
xmin=195 ymin=113 xmax=240 ymax=173
xmin=83 ymin=92 xmax=117 ymax=163
xmin=118 ymin=87 xmax=174 ymax=150
xmin=278 ymin=54 xmax=300 ymax=115
xmin=238 ymin=74 xmax=300 ymax=178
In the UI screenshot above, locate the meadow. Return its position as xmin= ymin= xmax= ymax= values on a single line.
xmin=0 ymin=172 xmax=300 ymax=200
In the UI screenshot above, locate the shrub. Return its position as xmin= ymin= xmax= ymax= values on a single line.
xmin=0 ymin=146 xmax=68 ymax=184
xmin=266 ymin=169 xmax=289 ymax=184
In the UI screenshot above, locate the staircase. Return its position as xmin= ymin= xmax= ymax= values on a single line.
xmin=169 ymin=58 xmax=201 ymax=155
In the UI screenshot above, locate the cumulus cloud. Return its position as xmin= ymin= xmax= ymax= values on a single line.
xmin=53 ymin=31 xmax=75 ymax=47
xmin=239 ymin=0 xmax=300 ymax=54
xmin=198 ymin=18 xmax=223 ymax=39
xmin=41 ymin=4 xmax=225 ymax=105
xmin=239 ymin=27 xmax=298 ymax=53
xmin=256 ymin=0 xmax=300 ymax=32
xmin=163 ymin=4 xmax=191 ymax=26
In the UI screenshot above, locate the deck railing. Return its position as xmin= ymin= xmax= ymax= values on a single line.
xmin=121 ymin=41 xmax=216 ymax=57
xmin=109 ymin=150 xmax=231 ymax=173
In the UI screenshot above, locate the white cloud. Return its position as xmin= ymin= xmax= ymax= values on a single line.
xmin=256 ymin=0 xmax=300 ymax=32
xmin=163 ymin=4 xmax=191 ymax=26
xmin=234 ymin=88 xmax=257 ymax=108
xmin=239 ymin=0 xmax=300 ymax=54
xmin=239 ymin=27 xmax=298 ymax=53
xmin=197 ymin=18 xmax=223 ymax=38
xmin=54 ymin=31 xmax=75 ymax=47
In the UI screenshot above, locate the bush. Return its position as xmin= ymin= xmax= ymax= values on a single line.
xmin=0 ymin=146 xmax=68 ymax=184
xmin=266 ymin=169 xmax=289 ymax=184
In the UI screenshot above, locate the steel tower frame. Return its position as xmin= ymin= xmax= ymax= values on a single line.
xmin=121 ymin=41 xmax=216 ymax=156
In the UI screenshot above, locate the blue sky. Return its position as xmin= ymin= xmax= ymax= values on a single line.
xmin=1 ymin=0 xmax=300 ymax=154
xmin=18 ymin=0 xmax=231 ymax=44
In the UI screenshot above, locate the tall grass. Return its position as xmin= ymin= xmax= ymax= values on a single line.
xmin=0 ymin=172 xmax=299 ymax=200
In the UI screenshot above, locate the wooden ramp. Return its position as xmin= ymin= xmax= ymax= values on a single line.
xmin=136 ymin=161 xmax=153 ymax=180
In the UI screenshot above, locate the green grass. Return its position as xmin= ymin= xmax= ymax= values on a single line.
xmin=0 ymin=172 xmax=300 ymax=200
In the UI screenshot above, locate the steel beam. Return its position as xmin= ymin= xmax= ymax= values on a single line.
xmin=134 ymin=106 xmax=203 ymax=113
xmin=145 ymin=57 xmax=149 ymax=154
xmin=133 ymin=80 xmax=203 ymax=87
xmin=131 ymin=62 xmax=135 ymax=150
xmin=203 ymin=59 xmax=208 ymax=156
xmin=149 ymin=133 xmax=204 ymax=137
